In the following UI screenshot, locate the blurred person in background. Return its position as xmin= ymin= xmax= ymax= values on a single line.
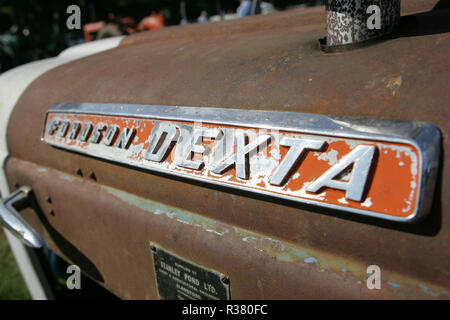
xmin=236 ymin=0 xmax=252 ymax=17
xmin=137 ymin=11 xmax=164 ymax=31
xmin=237 ymin=0 xmax=262 ymax=18
xmin=197 ymin=10 xmax=209 ymax=23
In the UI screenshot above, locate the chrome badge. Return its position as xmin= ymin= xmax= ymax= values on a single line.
xmin=42 ymin=103 xmax=441 ymax=223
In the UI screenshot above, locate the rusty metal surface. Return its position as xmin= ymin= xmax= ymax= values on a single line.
xmin=400 ymin=0 xmax=441 ymax=14
xmin=5 ymin=2 xmax=450 ymax=299
xmin=117 ymin=0 xmax=440 ymax=48
xmin=6 ymin=158 xmax=449 ymax=299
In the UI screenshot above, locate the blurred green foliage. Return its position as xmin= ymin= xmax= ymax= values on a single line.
xmin=0 ymin=229 xmax=31 ymax=300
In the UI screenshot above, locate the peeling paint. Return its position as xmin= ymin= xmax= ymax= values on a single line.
xmin=417 ymin=284 xmax=448 ymax=298
xmin=233 ymin=228 xmax=368 ymax=282
xmin=384 ymin=75 xmax=403 ymax=96
xmin=388 ymin=281 xmax=401 ymax=288
xmin=102 ymin=185 xmax=229 ymax=236
xmin=43 ymin=112 xmax=423 ymax=220
xmin=316 ymin=149 xmax=339 ymax=166
xmin=61 ymin=175 xmax=77 ymax=182
xmin=304 ymin=257 xmax=318 ymax=264
xmin=32 ymin=164 xmax=445 ymax=300
xmin=98 ymin=183 xmax=372 ymax=282
xmin=361 ymin=197 xmax=373 ymax=208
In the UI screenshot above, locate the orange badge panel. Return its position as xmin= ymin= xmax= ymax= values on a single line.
xmin=43 ymin=112 xmax=421 ymax=219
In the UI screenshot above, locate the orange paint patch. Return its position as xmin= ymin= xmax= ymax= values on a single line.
xmin=43 ymin=112 xmax=421 ymax=219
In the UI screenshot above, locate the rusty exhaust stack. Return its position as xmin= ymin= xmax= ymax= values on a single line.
xmin=326 ymin=0 xmax=400 ymax=46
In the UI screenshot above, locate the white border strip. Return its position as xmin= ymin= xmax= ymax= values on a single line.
xmin=0 ymin=36 xmax=123 ymax=299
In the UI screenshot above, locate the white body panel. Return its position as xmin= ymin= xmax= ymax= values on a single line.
xmin=0 ymin=36 xmax=124 ymax=299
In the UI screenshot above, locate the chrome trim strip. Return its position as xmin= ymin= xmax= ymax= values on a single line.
xmin=0 ymin=187 xmax=45 ymax=248
xmin=42 ymin=103 xmax=441 ymax=223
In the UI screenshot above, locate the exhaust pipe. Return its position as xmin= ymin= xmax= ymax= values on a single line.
xmin=326 ymin=0 xmax=401 ymax=46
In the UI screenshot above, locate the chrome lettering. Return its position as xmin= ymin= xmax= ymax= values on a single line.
xmin=306 ymin=145 xmax=376 ymax=201
xmin=212 ymin=131 xmax=272 ymax=180
xmin=269 ymin=137 xmax=325 ymax=186
xmin=145 ymin=123 xmax=179 ymax=162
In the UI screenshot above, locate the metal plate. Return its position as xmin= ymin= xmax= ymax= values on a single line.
xmin=41 ymin=103 xmax=441 ymax=223
xmin=151 ymin=244 xmax=230 ymax=300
